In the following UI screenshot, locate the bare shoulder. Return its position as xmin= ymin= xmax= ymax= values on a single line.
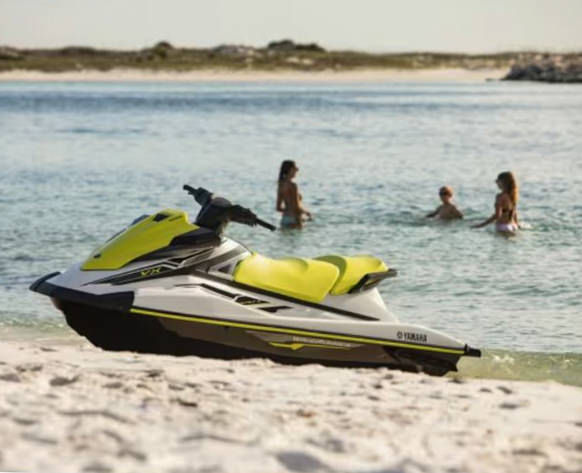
xmin=279 ymin=181 xmax=293 ymax=192
xmin=497 ymin=192 xmax=511 ymax=205
xmin=452 ymin=203 xmax=463 ymax=217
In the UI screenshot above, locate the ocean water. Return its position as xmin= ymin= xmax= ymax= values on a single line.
xmin=1 ymin=80 xmax=581 ymax=385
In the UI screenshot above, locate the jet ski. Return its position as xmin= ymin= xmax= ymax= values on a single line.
xmin=30 ymin=185 xmax=481 ymax=376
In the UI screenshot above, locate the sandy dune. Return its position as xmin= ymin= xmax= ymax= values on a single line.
xmin=0 ymin=339 xmax=581 ymax=473
xmin=0 ymin=68 xmax=505 ymax=83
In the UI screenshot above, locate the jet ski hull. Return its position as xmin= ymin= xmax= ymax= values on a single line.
xmin=32 ymin=274 xmax=477 ymax=376
xmin=59 ymin=300 xmax=460 ymax=375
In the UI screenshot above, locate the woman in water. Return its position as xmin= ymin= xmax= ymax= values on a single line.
xmin=473 ymin=171 xmax=519 ymax=233
xmin=276 ymin=160 xmax=312 ymax=229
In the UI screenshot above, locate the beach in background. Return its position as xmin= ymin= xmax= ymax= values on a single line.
xmin=0 ymin=68 xmax=505 ymax=83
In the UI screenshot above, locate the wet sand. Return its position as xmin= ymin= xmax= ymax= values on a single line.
xmin=1 ymin=339 xmax=581 ymax=473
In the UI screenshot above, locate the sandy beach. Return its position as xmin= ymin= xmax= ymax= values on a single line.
xmin=0 ymin=68 xmax=505 ymax=83
xmin=1 ymin=338 xmax=580 ymax=473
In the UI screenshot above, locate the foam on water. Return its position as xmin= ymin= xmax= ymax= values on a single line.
xmin=458 ymin=350 xmax=582 ymax=387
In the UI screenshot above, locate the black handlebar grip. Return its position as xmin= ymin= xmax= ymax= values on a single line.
xmin=256 ymin=218 xmax=276 ymax=232
xmin=183 ymin=184 xmax=197 ymax=194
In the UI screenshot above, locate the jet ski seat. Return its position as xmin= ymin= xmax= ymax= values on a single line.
xmin=233 ymin=254 xmax=339 ymax=303
xmin=314 ymin=255 xmax=388 ymax=295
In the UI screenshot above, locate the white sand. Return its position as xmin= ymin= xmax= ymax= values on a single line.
xmin=1 ymin=339 xmax=581 ymax=473
xmin=0 ymin=68 xmax=505 ymax=83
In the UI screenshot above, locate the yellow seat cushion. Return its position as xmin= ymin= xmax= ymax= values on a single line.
xmin=314 ymin=255 xmax=388 ymax=295
xmin=233 ymin=254 xmax=340 ymax=303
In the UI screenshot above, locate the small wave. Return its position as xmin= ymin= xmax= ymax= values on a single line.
xmin=60 ymin=127 xmax=143 ymax=135
xmin=457 ymin=349 xmax=582 ymax=387
xmin=0 ymin=315 xmax=66 ymax=331
xmin=11 ymin=254 xmax=35 ymax=262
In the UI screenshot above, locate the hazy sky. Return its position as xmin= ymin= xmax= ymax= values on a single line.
xmin=2 ymin=0 xmax=581 ymax=53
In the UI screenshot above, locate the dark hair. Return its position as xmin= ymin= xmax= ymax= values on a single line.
xmin=497 ymin=171 xmax=518 ymax=205
xmin=278 ymin=160 xmax=296 ymax=182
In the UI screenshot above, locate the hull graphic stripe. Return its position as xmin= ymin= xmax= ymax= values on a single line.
xmin=194 ymin=272 xmax=379 ymax=321
xmin=269 ymin=342 xmax=350 ymax=351
xmin=129 ymin=307 xmax=465 ymax=355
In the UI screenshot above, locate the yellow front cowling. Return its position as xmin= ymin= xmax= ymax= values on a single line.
xmin=81 ymin=209 xmax=198 ymax=271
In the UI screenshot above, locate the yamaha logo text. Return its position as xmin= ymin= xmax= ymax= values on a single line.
xmin=397 ymin=331 xmax=428 ymax=343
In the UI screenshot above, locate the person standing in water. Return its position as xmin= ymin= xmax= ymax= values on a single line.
xmin=426 ymin=185 xmax=463 ymax=220
xmin=473 ymin=171 xmax=519 ymax=233
xmin=276 ymin=160 xmax=312 ymax=229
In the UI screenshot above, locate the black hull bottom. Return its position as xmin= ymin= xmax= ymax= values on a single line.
xmin=59 ymin=299 xmax=458 ymax=376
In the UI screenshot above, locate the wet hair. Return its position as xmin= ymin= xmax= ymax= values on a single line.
xmin=497 ymin=171 xmax=519 ymax=205
xmin=439 ymin=186 xmax=453 ymax=197
xmin=278 ymin=160 xmax=296 ymax=182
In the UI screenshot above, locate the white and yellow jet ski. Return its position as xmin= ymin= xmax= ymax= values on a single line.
xmin=30 ymin=185 xmax=480 ymax=375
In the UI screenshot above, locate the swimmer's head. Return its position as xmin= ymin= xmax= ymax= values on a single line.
xmin=279 ymin=160 xmax=298 ymax=182
xmin=439 ymin=185 xmax=453 ymax=203
xmin=496 ymin=171 xmax=518 ymax=204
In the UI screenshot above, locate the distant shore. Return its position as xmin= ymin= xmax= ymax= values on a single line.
xmin=0 ymin=67 xmax=505 ymax=82
xmin=2 ymin=41 xmax=580 ymax=82
xmin=0 ymin=41 xmax=516 ymax=73
xmin=1 ymin=338 xmax=581 ymax=473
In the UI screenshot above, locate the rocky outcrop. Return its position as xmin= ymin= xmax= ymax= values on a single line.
xmin=503 ymin=55 xmax=582 ymax=83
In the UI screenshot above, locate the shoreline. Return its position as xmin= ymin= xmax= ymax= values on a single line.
xmin=0 ymin=67 xmax=506 ymax=83
xmin=1 ymin=339 xmax=581 ymax=472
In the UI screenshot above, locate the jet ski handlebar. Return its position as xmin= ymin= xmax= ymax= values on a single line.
xmin=183 ymin=184 xmax=276 ymax=233
xmin=255 ymin=217 xmax=277 ymax=232
xmin=183 ymin=184 xmax=212 ymax=206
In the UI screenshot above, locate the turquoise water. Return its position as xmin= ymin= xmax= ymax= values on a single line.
xmin=1 ymin=80 xmax=581 ymax=384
